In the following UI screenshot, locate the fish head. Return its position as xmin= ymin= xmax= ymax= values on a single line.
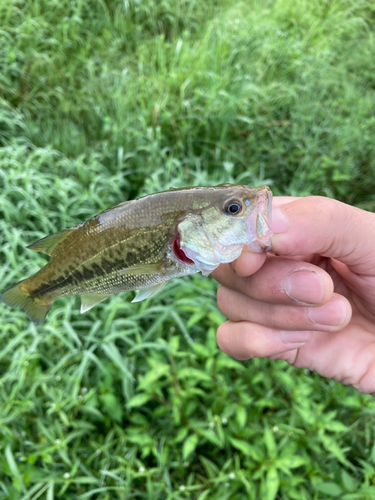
xmin=177 ymin=185 xmax=272 ymax=275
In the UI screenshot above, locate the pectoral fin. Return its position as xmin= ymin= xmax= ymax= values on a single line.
xmin=119 ymin=263 xmax=163 ymax=276
xmin=27 ymin=228 xmax=75 ymax=256
xmin=131 ymin=282 xmax=168 ymax=303
xmin=81 ymin=294 xmax=111 ymax=313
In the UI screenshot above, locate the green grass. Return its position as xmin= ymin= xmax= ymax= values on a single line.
xmin=1 ymin=0 xmax=375 ymax=498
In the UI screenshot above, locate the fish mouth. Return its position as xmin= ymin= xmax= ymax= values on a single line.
xmin=246 ymin=186 xmax=273 ymax=251
xmin=172 ymin=233 xmax=196 ymax=265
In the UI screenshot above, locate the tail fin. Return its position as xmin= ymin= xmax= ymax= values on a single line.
xmin=1 ymin=281 xmax=52 ymax=325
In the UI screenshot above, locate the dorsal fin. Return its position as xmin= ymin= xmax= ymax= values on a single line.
xmin=26 ymin=228 xmax=74 ymax=256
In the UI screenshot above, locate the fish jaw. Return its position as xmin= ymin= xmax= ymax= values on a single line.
xmin=182 ymin=244 xmax=243 ymax=276
xmin=245 ymin=185 xmax=273 ymax=252
xmin=178 ymin=221 xmax=245 ymax=276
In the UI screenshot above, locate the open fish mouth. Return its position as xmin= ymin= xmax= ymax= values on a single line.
xmin=246 ymin=186 xmax=273 ymax=251
xmin=172 ymin=233 xmax=195 ymax=265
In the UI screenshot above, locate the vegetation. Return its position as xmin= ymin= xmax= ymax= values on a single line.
xmin=1 ymin=0 xmax=375 ymax=498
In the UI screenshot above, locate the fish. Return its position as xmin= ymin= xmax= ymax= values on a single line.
xmin=1 ymin=184 xmax=272 ymax=324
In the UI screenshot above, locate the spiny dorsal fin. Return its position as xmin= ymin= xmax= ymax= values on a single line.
xmin=27 ymin=228 xmax=74 ymax=256
xmin=80 ymin=294 xmax=111 ymax=313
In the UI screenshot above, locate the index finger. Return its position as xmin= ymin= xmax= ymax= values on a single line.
xmin=272 ymin=196 xmax=375 ymax=275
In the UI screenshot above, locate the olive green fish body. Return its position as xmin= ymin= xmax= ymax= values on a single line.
xmin=1 ymin=185 xmax=272 ymax=324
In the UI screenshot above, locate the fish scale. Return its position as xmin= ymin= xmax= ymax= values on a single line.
xmin=1 ymin=185 xmax=273 ymax=324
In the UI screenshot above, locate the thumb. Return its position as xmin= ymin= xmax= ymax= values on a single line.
xmin=272 ymin=196 xmax=375 ymax=275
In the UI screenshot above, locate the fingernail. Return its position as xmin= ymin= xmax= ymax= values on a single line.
xmin=272 ymin=207 xmax=288 ymax=233
xmin=284 ymin=270 xmax=325 ymax=305
xmin=280 ymin=330 xmax=311 ymax=344
xmin=308 ymin=298 xmax=347 ymax=326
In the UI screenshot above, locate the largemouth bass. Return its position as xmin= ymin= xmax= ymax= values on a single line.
xmin=1 ymin=184 xmax=272 ymax=324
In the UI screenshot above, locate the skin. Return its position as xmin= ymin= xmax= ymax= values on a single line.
xmin=212 ymin=196 xmax=375 ymax=395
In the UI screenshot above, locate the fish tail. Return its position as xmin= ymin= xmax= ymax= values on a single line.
xmin=1 ymin=280 xmax=52 ymax=325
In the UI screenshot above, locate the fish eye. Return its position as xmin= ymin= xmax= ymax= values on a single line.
xmin=224 ymin=200 xmax=243 ymax=216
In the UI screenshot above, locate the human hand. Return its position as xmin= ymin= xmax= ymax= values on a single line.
xmin=212 ymin=196 xmax=375 ymax=394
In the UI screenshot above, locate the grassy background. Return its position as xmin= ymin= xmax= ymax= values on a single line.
xmin=1 ymin=0 xmax=375 ymax=498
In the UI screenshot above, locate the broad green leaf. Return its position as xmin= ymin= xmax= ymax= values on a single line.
xmin=127 ymin=433 xmax=154 ymax=447
xmin=197 ymin=490 xmax=211 ymax=500
xmin=208 ymin=310 xmax=226 ymax=327
xmin=238 ymin=473 xmax=253 ymax=496
xmin=264 ymin=427 xmax=277 ymax=460
xmin=320 ymin=433 xmax=348 ymax=465
xmin=187 ymin=311 xmax=206 ymax=329
xmin=216 ymin=354 xmax=246 ymax=371
xmin=199 ymin=456 xmax=220 ymax=479
xmin=183 ymin=434 xmax=199 ymax=460
xmin=174 ymin=427 xmax=189 ymax=443
xmin=99 ymin=393 xmax=122 ymax=422
xmin=277 ymin=455 xmax=306 ymax=469
xmin=197 ymin=430 xmax=222 ymax=447
xmin=236 ymin=406 xmax=247 ymax=429
xmin=265 ymin=466 xmax=279 ymax=500
xmin=229 ymin=438 xmax=255 ymax=457
xmin=5 ymin=445 xmax=25 ymax=493
xmin=315 ymin=482 xmax=344 ymax=497
xmin=127 ymin=393 xmax=151 ymax=408
xmin=137 ymin=363 xmax=170 ymax=391
xmin=325 ymin=421 xmax=349 ymax=433
xmin=341 ymin=469 xmax=358 ymax=492
xmin=101 ymin=342 xmax=132 ymax=379
xmin=168 ymin=335 xmax=180 ymax=354
xmin=177 ymin=367 xmax=212 ymax=382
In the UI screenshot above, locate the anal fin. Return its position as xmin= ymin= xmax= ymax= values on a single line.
xmin=131 ymin=282 xmax=168 ymax=303
xmin=81 ymin=294 xmax=111 ymax=313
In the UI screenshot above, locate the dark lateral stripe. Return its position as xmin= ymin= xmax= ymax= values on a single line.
xmin=32 ymin=273 xmax=77 ymax=296
xmin=33 ymin=259 xmax=124 ymax=296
